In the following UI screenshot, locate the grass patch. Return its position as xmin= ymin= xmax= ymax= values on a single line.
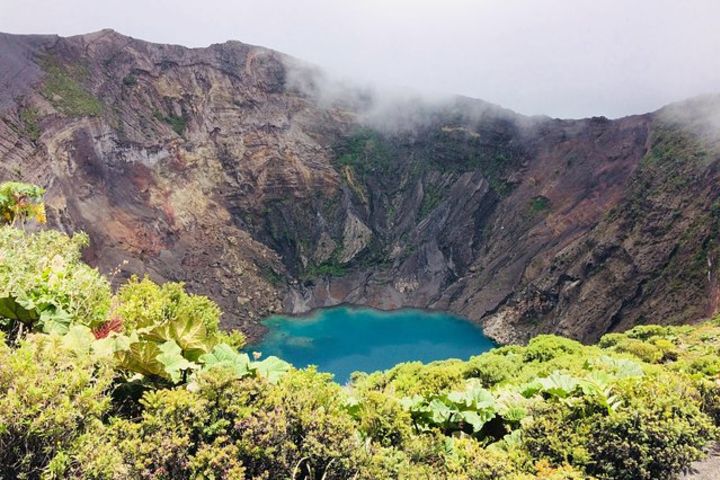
xmin=529 ymin=195 xmax=551 ymax=214
xmin=40 ymin=57 xmax=103 ymax=117
xmin=302 ymin=249 xmax=348 ymax=280
xmin=334 ymin=129 xmax=394 ymax=177
xmin=418 ymin=184 xmax=443 ymax=220
xmin=18 ymin=107 xmax=40 ymax=142
xmin=153 ymin=111 xmax=187 ymax=136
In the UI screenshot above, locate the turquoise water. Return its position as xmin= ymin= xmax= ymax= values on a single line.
xmin=249 ymin=306 xmax=494 ymax=383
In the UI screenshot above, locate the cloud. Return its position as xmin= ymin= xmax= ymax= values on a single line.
xmin=1 ymin=0 xmax=720 ymax=119
xmin=284 ymin=57 xmax=516 ymax=134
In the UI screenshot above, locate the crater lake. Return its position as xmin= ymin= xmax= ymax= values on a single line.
xmin=249 ymin=306 xmax=494 ymax=383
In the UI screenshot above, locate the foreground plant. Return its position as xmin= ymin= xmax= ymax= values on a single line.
xmin=0 ymin=226 xmax=111 ymax=342
xmin=0 ymin=196 xmax=719 ymax=479
xmin=0 ymin=181 xmax=46 ymax=226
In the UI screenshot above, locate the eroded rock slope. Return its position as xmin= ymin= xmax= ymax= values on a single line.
xmin=1 ymin=29 xmax=718 ymax=342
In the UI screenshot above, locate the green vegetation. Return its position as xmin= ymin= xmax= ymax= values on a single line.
xmin=259 ymin=265 xmax=285 ymax=287
xmin=122 ymin=74 xmax=138 ymax=87
xmin=333 ymin=126 xmax=523 ymax=203
xmin=165 ymin=114 xmax=188 ymax=135
xmin=0 ymin=227 xmax=109 ymax=342
xmin=40 ymin=57 xmax=103 ymax=117
xmin=2 ymin=184 xmax=720 ymax=479
xmin=0 ymin=181 xmax=46 ymax=225
xmin=153 ymin=110 xmax=187 ymax=135
xmin=18 ymin=107 xmax=41 ymax=141
xmin=625 ymin=123 xmax=711 ymax=223
xmin=529 ymin=195 xmax=551 ymax=214
xmin=302 ymin=253 xmax=348 ymax=280
xmin=424 ymin=129 xmax=522 ymax=195
xmin=334 ymin=128 xmax=394 ymax=177
xmin=418 ymin=183 xmax=443 ymax=220
xmin=608 ymin=120 xmax=720 ymax=319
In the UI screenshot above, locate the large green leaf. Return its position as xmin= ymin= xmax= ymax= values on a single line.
xmin=117 ymin=341 xmax=165 ymax=378
xmin=0 ymin=296 xmax=38 ymax=322
xmin=447 ymin=380 xmax=495 ymax=410
xmin=199 ymin=343 xmax=252 ymax=378
xmin=147 ymin=314 xmax=213 ymax=360
xmin=399 ymin=394 xmax=425 ymax=411
xmin=428 ymin=398 xmax=455 ymax=425
xmin=519 ymin=381 xmax=543 ymax=398
xmin=156 ymin=340 xmax=198 ymax=383
xmin=252 ymin=356 xmax=292 ymax=384
xmin=458 ymin=410 xmax=494 ymax=433
xmin=588 ymin=355 xmax=644 ymax=378
xmin=537 ymin=372 xmax=580 ymax=398
xmin=92 ymin=332 xmax=134 ymax=360
xmin=61 ymin=325 xmax=95 ymax=355
xmin=40 ymin=307 xmax=73 ymax=335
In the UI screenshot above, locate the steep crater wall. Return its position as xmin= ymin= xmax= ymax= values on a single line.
xmin=1 ymin=30 xmax=719 ymax=343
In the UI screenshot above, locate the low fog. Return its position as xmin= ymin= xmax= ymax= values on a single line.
xmin=2 ymin=0 xmax=720 ymax=119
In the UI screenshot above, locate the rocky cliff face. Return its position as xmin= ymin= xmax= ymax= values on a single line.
xmin=1 ymin=30 xmax=718 ymax=343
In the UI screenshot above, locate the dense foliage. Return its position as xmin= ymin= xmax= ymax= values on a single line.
xmin=0 ymin=181 xmax=46 ymax=226
xmin=0 ymin=190 xmax=718 ymax=479
xmin=0 ymin=226 xmax=110 ymax=341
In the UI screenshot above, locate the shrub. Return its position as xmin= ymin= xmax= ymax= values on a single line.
xmin=0 ymin=333 xmax=113 ymax=479
xmin=122 ymin=74 xmax=137 ymax=87
xmin=622 ymin=325 xmax=675 ymax=341
xmin=0 ymin=227 xmax=111 ymax=338
xmin=115 ymin=276 xmax=221 ymax=335
xmin=610 ymin=338 xmax=663 ymax=363
xmin=465 ymin=351 xmax=523 ymax=386
xmin=529 ymin=195 xmax=551 ymax=214
xmin=522 ymin=401 xmax=594 ymax=470
xmin=0 ymin=181 xmax=46 ymax=226
xmin=18 ymin=108 xmax=41 ymax=142
xmin=585 ymin=376 xmax=716 ymax=480
xmin=523 ymin=335 xmax=583 ymax=363
xmin=352 ymin=390 xmax=413 ymax=447
xmin=235 ymin=368 xmax=361 ymax=479
xmin=523 ymin=374 xmax=717 ymax=480
xmin=443 ymin=436 xmax=520 ymax=479
xmin=66 ymin=368 xmax=263 ymax=479
xmin=376 ymin=360 xmax=467 ymax=396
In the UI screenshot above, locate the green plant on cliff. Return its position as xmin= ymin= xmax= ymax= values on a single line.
xmin=153 ymin=110 xmax=187 ymax=135
xmin=418 ymin=183 xmax=444 ymax=220
xmin=18 ymin=107 xmax=41 ymax=141
xmin=302 ymin=247 xmax=348 ymax=280
xmin=40 ymin=57 xmax=103 ymax=117
xmin=529 ymin=195 xmax=551 ymax=214
xmin=122 ymin=74 xmax=138 ymax=87
xmin=303 ymin=258 xmax=347 ymax=280
xmin=164 ymin=114 xmax=187 ymax=135
xmin=334 ymin=129 xmax=394 ymax=177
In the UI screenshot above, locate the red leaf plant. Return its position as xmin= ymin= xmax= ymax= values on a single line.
xmin=92 ymin=316 xmax=124 ymax=339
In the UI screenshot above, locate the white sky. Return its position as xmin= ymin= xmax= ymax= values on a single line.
xmin=2 ymin=0 xmax=719 ymax=118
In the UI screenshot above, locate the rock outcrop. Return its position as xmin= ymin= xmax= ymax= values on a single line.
xmin=1 ymin=29 xmax=718 ymax=343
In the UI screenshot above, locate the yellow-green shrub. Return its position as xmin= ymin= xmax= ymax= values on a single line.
xmin=0 ymin=333 xmax=113 ymax=479
xmin=0 ymin=227 xmax=111 ymax=337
